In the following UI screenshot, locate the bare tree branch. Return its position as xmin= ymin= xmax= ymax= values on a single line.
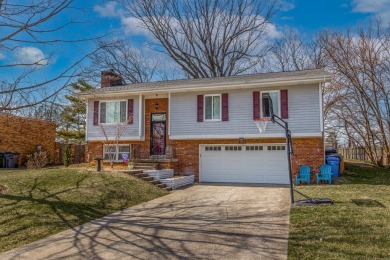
xmin=319 ymin=20 xmax=390 ymax=165
xmin=123 ymin=0 xmax=279 ymax=78
xmin=84 ymin=39 xmax=162 ymax=84
xmin=0 ymin=0 xmax=104 ymax=112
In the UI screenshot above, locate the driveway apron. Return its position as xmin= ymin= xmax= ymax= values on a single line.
xmin=1 ymin=184 xmax=290 ymax=260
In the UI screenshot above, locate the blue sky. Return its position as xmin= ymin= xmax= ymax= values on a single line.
xmin=1 ymin=0 xmax=388 ymax=89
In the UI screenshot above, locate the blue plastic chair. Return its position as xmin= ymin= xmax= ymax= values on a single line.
xmin=295 ymin=165 xmax=311 ymax=186
xmin=316 ymin=164 xmax=333 ymax=185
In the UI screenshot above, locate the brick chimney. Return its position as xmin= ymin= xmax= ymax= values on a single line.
xmin=101 ymin=69 xmax=123 ymax=88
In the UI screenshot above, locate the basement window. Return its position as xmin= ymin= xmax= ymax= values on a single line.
xmin=103 ymin=144 xmax=130 ymax=161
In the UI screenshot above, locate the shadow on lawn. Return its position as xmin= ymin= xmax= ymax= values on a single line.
xmin=343 ymin=163 xmax=390 ymax=186
xmin=0 ymin=174 xmax=136 ymax=239
xmin=1 ymin=193 xmax=104 ymax=228
xmin=352 ymin=199 xmax=386 ymax=208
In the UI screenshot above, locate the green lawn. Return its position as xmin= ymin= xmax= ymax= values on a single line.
xmin=288 ymin=163 xmax=390 ymax=259
xmin=0 ymin=168 xmax=168 ymax=253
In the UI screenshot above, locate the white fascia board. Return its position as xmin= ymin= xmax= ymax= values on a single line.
xmin=80 ymin=76 xmax=333 ymax=99
xmin=168 ymin=92 xmax=171 ymax=136
xmin=170 ymin=132 xmax=323 ymax=140
xmin=138 ymin=94 xmax=142 ymax=138
xmin=319 ymin=83 xmax=324 ymax=132
xmin=87 ymin=136 xmax=144 ymax=141
xmin=199 ymin=142 xmax=287 ymax=147
xmin=85 ymin=101 xmax=88 ymax=142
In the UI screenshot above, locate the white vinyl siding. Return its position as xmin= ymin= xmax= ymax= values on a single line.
xmin=86 ymin=97 xmax=141 ymax=141
xmin=170 ymin=84 xmax=321 ymax=138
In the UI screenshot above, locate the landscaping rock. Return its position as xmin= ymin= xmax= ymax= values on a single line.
xmin=0 ymin=185 xmax=9 ymax=196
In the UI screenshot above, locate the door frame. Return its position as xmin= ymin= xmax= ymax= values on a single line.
xmin=150 ymin=113 xmax=167 ymax=156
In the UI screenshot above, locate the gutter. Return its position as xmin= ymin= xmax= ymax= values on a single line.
xmin=79 ymin=75 xmax=333 ymax=99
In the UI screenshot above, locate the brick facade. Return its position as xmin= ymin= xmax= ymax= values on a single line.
xmin=170 ymin=137 xmax=324 ymax=181
xmin=0 ymin=114 xmax=56 ymax=166
xmin=101 ymin=70 xmax=123 ymax=88
xmin=141 ymin=98 xmax=169 ymax=158
xmin=87 ymin=97 xmax=324 ymax=182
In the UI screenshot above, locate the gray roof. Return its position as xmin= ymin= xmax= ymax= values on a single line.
xmin=81 ymin=69 xmax=332 ymax=97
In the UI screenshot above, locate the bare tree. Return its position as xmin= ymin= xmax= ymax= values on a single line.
xmin=85 ymin=40 xmax=163 ymax=84
xmin=123 ymin=0 xmax=279 ymax=78
xmin=100 ymin=116 xmax=133 ymax=169
xmin=264 ymin=28 xmax=342 ymax=125
xmin=266 ymin=28 xmax=326 ymax=72
xmin=0 ymin=0 xmax=102 ymax=112
xmin=319 ymin=20 xmax=390 ymax=165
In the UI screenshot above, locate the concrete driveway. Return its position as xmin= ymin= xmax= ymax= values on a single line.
xmin=1 ymin=184 xmax=290 ymax=260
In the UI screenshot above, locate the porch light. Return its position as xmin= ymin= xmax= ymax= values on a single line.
xmin=155 ymin=102 xmax=159 ymax=110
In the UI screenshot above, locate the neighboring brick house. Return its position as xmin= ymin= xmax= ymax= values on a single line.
xmin=81 ymin=69 xmax=332 ymax=184
xmin=0 ymin=114 xmax=56 ymax=166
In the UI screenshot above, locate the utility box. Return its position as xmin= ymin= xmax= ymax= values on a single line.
xmin=0 ymin=152 xmax=19 ymax=168
xmin=0 ymin=153 xmax=5 ymax=168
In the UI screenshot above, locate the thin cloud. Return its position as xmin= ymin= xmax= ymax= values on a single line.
xmin=279 ymin=0 xmax=295 ymax=12
xmin=265 ymin=23 xmax=283 ymax=39
xmin=351 ymin=0 xmax=390 ymax=21
xmin=94 ymin=2 xmax=153 ymax=39
xmin=93 ymin=1 xmax=121 ymax=18
xmin=120 ymin=16 xmax=154 ymax=39
xmin=15 ymin=47 xmax=48 ymax=66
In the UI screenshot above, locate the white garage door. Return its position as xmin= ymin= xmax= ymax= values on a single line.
xmin=200 ymin=144 xmax=289 ymax=184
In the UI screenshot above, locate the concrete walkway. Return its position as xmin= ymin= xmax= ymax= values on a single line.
xmin=1 ymin=184 xmax=291 ymax=260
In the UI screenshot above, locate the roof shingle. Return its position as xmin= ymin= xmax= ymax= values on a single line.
xmin=82 ymin=69 xmax=332 ymax=96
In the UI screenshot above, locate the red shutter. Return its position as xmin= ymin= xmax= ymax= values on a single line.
xmin=93 ymin=101 xmax=99 ymax=125
xmin=222 ymin=93 xmax=229 ymax=121
xmin=253 ymin=91 xmax=260 ymax=119
xmin=281 ymin=90 xmax=288 ymax=119
xmin=127 ymin=99 xmax=134 ymax=124
xmin=197 ymin=95 xmax=204 ymax=122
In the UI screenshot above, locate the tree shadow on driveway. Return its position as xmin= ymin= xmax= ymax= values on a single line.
xmin=1 ymin=185 xmax=290 ymax=260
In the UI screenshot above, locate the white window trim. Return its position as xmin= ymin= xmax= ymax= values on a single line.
xmin=103 ymin=144 xmax=131 ymax=162
xmin=204 ymin=94 xmax=222 ymax=121
xmin=260 ymin=90 xmax=281 ymax=118
xmin=99 ymin=99 xmax=128 ymax=125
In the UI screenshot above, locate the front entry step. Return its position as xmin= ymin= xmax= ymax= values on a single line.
xmin=134 ymin=162 xmax=158 ymax=170
xmin=122 ymin=170 xmax=172 ymax=191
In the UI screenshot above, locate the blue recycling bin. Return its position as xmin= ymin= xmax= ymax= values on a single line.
xmin=326 ymin=157 xmax=340 ymax=178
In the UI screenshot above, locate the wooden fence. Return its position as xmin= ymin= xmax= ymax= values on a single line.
xmin=54 ymin=143 xmax=86 ymax=165
xmin=338 ymin=147 xmax=389 ymax=165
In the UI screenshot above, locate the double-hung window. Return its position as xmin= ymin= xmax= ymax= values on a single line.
xmin=100 ymin=101 xmax=127 ymax=124
xmin=261 ymin=91 xmax=280 ymax=118
xmin=103 ymin=144 xmax=130 ymax=161
xmin=204 ymin=94 xmax=221 ymax=121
